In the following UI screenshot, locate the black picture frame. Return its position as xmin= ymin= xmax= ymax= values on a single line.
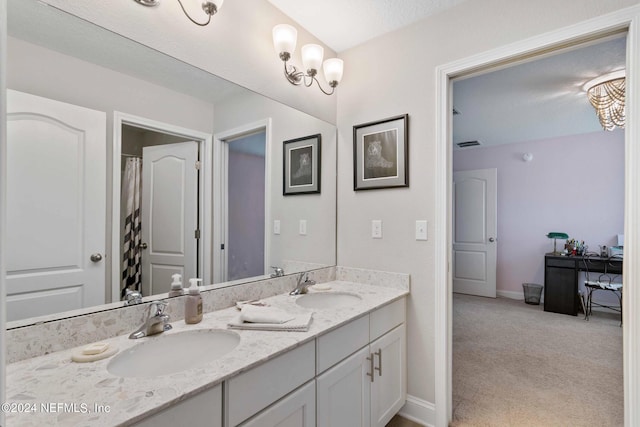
xmin=283 ymin=133 xmax=321 ymax=195
xmin=353 ymin=114 xmax=408 ymax=191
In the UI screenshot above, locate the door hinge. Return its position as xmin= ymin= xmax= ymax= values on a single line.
xmin=195 ymin=161 xmax=201 ymax=170
xmin=195 ymin=229 xmax=201 ymax=239
xmin=221 ymin=243 xmax=225 ymax=250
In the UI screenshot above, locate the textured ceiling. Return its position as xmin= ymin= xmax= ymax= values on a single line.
xmin=267 ymin=0 xmax=468 ymax=52
xmin=452 ymin=36 xmax=627 ymax=148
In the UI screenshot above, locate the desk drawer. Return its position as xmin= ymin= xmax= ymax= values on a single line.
xmin=546 ymin=258 xmax=575 ymax=268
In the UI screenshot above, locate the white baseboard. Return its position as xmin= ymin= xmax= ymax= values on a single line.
xmin=398 ymin=395 xmax=435 ymax=427
xmin=497 ymin=290 xmax=523 ymax=300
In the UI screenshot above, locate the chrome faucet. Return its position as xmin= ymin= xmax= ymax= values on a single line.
xmin=270 ymin=266 xmax=285 ymax=278
xmin=290 ymin=272 xmax=316 ymax=295
xmin=129 ymin=301 xmax=172 ymax=339
xmin=123 ymin=288 xmax=143 ymax=306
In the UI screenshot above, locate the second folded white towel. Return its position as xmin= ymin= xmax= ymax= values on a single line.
xmin=239 ymin=304 xmax=295 ymax=324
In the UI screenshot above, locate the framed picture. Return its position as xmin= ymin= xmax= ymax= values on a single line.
xmin=353 ymin=114 xmax=408 ymax=191
xmin=283 ymin=133 xmax=321 ymax=195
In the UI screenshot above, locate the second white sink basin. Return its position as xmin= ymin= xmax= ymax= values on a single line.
xmin=296 ymin=292 xmax=362 ymax=309
xmin=107 ymin=329 xmax=240 ymax=378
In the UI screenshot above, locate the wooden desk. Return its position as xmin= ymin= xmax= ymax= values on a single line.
xmin=544 ymin=254 xmax=623 ymax=316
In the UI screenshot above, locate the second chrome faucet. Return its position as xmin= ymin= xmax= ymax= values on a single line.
xmin=129 ymin=301 xmax=172 ymax=339
xmin=290 ymin=272 xmax=316 ymax=295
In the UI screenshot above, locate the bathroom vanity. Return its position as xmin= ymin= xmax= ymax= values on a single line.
xmin=5 ymin=274 xmax=408 ymax=427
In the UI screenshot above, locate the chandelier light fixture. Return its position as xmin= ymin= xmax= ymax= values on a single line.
xmin=133 ymin=0 xmax=224 ymax=26
xmin=583 ymin=70 xmax=626 ymax=131
xmin=273 ymin=24 xmax=344 ymax=96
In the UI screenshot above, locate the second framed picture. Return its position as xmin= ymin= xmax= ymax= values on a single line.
xmin=283 ymin=133 xmax=321 ymax=195
xmin=353 ymin=114 xmax=408 ymax=191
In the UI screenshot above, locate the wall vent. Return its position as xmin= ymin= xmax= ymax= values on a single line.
xmin=456 ymin=140 xmax=481 ymax=148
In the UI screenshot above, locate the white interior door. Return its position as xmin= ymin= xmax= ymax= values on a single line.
xmin=453 ymin=168 xmax=497 ymax=298
xmin=6 ymin=90 xmax=106 ymax=321
xmin=141 ymin=141 xmax=198 ymax=296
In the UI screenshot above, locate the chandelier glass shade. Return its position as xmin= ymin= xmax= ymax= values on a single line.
xmin=584 ymin=70 xmax=626 ymax=131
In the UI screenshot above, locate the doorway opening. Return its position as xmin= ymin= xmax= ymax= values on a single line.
xmin=112 ymin=112 xmax=213 ymax=302
xmin=435 ymin=11 xmax=640 ymax=427
xmin=213 ymin=119 xmax=271 ymax=285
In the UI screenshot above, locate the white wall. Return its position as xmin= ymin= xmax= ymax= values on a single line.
xmin=335 ymin=0 xmax=640 ymax=416
xmin=0 ymin=0 xmax=6 ymax=420
xmin=37 ymin=0 xmax=337 ymax=124
xmin=214 ymin=90 xmax=337 ymax=271
xmin=454 ymin=131 xmax=624 ymax=298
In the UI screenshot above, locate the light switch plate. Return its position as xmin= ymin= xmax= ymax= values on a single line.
xmin=273 ymin=220 xmax=281 ymax=235
xmin=372 ymin=220 xmax=382 ymax=239
xmin=299 ymin=219 xmax=307 ymax=235
xmin=416 ymin=220 xmax=428 ymax=240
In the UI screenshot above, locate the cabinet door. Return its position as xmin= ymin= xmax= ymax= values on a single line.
xmin=544 ymin=265 xmax=577 ymax=315
xmin=133 ymin=384 xmax=222 ymax=427
xmin=317 ymin=346 xmax=371 ymax=427
xmin=370 ymin=325 xmax=406 ymax=427
xmin=240 ymin=381 xmax=315 ymax=427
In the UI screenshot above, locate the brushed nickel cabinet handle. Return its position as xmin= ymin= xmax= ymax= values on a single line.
xmin=374 ymin=349 xmax=382 ymax=376
xmin=366 ymin=354 xmax=375 ymax=383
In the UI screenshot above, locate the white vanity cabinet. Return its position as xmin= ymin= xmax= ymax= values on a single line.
xmin=132 ymin=383 xmax=222 ymax=427
xmin=226 ymin=340 xmax=316 ymax=427
xmin=316 ymin=298 xmax=406 ymax=427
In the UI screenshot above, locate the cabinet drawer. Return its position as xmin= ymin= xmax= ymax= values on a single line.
xmin=316 ymin=314 xmax=369 ymax=374
xmin=227 ymin=340 xmax=315 ymax=427
xmin=545 ymin=258 xmax=576 ymax=268
xmin=370 ymin=298 xmax=405 ymax=341
xmin=239 ymin=380 xmax=315 ymax=427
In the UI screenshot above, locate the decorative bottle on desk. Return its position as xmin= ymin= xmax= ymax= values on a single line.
xmin=185 ymin=278 xmax=203 ymax=324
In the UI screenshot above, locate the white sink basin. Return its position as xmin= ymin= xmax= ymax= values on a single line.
xmin=107 ymin=329 xmax=240 ymax=378
xmin=296 ymin=292 xmax=362 ymax=309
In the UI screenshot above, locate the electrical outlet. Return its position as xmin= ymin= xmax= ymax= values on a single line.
xmin=299 ymin=219 xmax=307 ymax=235
xmin=273 ymin=220 xmax=281 ymax=235
xmin=372 ymin=220 xmax=382 ymax=239
xmin=416 ymin=220 xmax=428 ymax=240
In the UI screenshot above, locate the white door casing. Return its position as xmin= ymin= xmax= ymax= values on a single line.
xmin=141 ymin=141 xmax=198 ymax=296
xmin=213 ymin=119 xmax=271 ymax=285
xmin=6 ymin=90 xmax=106 ymax=321
xmin=453 ymin=168 xmax=497 ymax=298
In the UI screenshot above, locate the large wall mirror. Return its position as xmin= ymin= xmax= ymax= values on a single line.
xmin=5 ymin=0 xmax=337 ymax=325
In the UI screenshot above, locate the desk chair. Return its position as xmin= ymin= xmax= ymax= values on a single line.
xmin=582 ymin=252 xmax=623 ymax=326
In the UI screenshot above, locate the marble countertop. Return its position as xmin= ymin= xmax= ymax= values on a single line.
xmin=5 ymin=281 xmax=408 ymax=426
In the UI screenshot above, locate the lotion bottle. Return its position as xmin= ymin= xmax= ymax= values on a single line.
xmin=185 ymin=278 xmax=203 ymax=324
xmin=168 ymin=274 xmax=184 ymax=297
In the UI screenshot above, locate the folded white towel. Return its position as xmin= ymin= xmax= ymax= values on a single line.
xmin=239 ymin=304 xmax=295 ymax=324
xmin=228 ymin=311 xmax=314 ymax=332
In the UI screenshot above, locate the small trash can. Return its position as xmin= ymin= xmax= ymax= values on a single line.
xmin=522 ymin=283 xmax=543 ymax=305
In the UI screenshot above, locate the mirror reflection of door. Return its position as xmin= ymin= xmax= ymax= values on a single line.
xmin=225 ymin=132 xmax=266 ymax=281
xmin=120 ymin=125 xmax=200 ymax=298
xmin=6 ymin=90 xmax=107 ymax=321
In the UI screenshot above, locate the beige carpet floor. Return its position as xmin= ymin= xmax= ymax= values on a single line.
xmin=451 ymin=294 xmax=623 ymax=426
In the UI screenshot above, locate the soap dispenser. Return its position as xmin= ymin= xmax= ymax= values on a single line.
xmin=185 ymin=278 xmax=203 ymax=324
xmin=168 ymin=274 xmax=184 ymax=297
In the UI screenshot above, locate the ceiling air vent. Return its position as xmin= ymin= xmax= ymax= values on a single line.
xmin=456 ymin=140 xmax=482 ymax=148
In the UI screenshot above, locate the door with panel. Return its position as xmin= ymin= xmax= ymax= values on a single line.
xmin=453 ymin=168 xmax=498 ymax=297
xmin=141 ymin=141 xmax=199 ymax=296
xmin=370 ymin=325 xmax=406 ymax=427
xmin=6 ymin=90 xmax=106 ymax=321
xmin=316 ymin=346 xmax=372 ymax=427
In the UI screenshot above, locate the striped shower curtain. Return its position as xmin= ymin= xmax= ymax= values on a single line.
xmin=121 ymin=157 xmax=142 ymax=298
